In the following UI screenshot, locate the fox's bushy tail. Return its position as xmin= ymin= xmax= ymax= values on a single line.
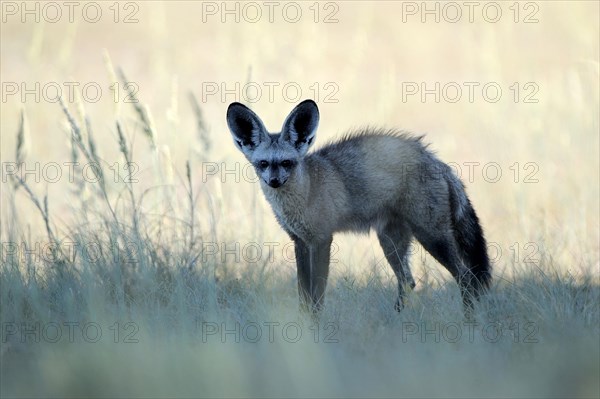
xmin=446 ymin=171 xmax=491 ymax=294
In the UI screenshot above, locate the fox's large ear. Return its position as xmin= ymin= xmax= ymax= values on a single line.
xmin=226 ymin=102 xmax=269 ymax=155
xmin=280 ymin=99 xmax=319 ymax=154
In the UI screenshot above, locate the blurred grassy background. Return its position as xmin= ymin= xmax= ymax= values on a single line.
xmin=1 ymin=1 xmax=599 ymax=397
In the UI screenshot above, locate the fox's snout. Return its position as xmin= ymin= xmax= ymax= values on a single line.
xmin=267 ymin=177 xmax=284 ymax=188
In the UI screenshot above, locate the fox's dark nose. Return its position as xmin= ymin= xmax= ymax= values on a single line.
xmin=268 ymin=178 xmax=282 ymax=188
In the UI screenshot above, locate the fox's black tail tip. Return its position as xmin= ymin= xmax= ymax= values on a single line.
xmin=454 ymin=203 xmax=492 ymax=293
xmin=446 ymin=172 xmax=492 ymax=294
xmin=470 ymin=223 xmax=491 ymax=288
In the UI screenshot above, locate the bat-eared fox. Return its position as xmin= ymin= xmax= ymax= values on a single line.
xmin=226 ymin=99 xmax=490 ymax=314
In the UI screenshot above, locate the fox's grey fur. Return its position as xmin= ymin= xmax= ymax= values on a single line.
xmin=226 ymin=99 xmax=491 ymax=313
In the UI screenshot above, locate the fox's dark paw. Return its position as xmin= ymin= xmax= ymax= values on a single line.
xmin=394 ymin=298 xmax=404 ymax=312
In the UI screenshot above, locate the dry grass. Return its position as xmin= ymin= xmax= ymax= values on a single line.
xmin=1 ymin=2 xmax=599 ymax=398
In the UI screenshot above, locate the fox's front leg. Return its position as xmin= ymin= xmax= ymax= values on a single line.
xmin=309 ymin=238 xmax=333 ymax=312
xmin=294 ymin=237 xmax=333 ymax=313
xmin=294 ymin=238 xmax=332 ymax=312
xmin=293 ymin=238 xmax=312 ymax=312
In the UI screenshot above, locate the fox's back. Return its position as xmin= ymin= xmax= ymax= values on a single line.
xmin=306 ymin=130 xmax=452 ymax=232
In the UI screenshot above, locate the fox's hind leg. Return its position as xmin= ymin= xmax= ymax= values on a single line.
xmin=412 ymin=228 xmax=476 ymax=314
xmin=377 ymin=222 xmax=415 ymax=312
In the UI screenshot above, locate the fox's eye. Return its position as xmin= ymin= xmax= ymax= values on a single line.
xmin=259 ymin=160 xmax=269 ymax=168
xmin=281 ymin=160 xmax=292 ymax=168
